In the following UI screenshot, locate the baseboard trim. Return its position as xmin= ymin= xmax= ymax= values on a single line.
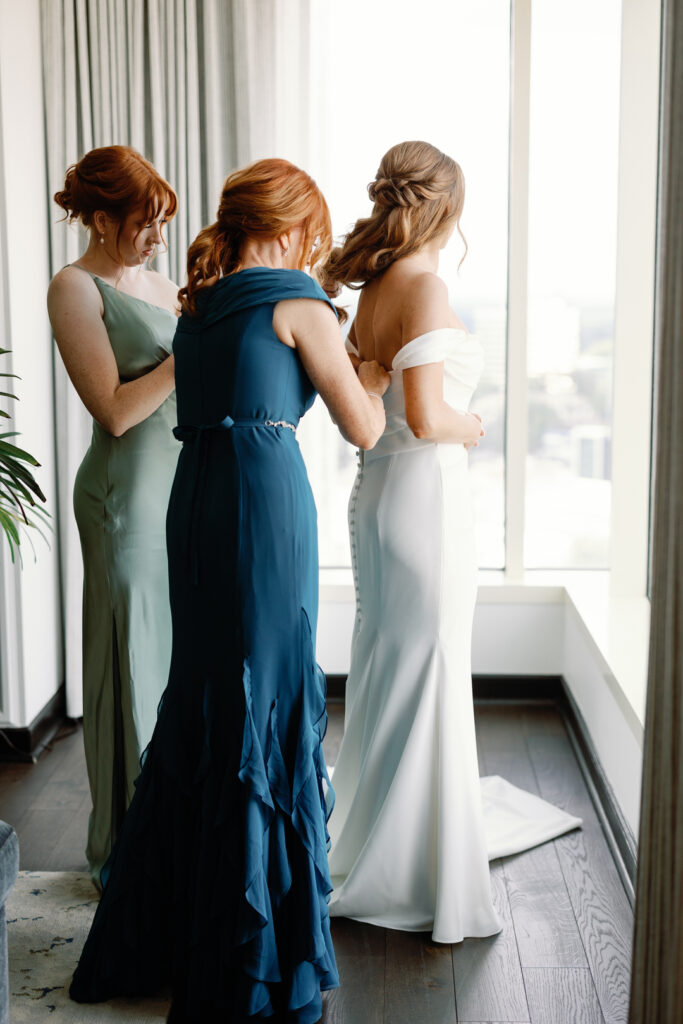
xmin=0 ymin=685 xmax=67 ymax=763
xmin=326 ymin=675 xmax=347 ymax=702
xmin=325 ymin=671 xmax=637 ymax=901
xmin=557 ymin=682 xmax=637 ymax=904
xmin=472 ymin=674 xmax=565 ymax=702
xmin=330 ymin=673 xmax=567 ymax=703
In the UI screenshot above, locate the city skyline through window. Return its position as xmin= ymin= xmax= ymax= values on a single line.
xmin=296 ymin=0 xmax=620 ymax=571
xmin=299 ymin=0 xmax=511 ymax=568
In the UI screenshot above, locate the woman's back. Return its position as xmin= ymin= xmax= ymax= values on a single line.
xmin=173 ymin=268 xmax=320 ymax=428
xmin=352 ymin=260 xmax=467 ymax=369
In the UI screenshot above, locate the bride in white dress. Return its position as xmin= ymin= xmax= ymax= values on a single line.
xmin=322 ymin=141 xmax=581 ymax=944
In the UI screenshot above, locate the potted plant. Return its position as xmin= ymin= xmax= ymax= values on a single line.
xmin=0 ymin=347 xmax=49 ymax=561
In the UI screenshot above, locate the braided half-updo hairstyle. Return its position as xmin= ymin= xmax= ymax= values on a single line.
xmin=179 ymin=158 xmax=333 ymax=316
xmin=323 ymin=141 xmax=466 ymax=296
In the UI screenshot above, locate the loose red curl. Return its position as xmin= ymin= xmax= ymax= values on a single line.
xmin=179 ymin=158 xmax=333 ymax=316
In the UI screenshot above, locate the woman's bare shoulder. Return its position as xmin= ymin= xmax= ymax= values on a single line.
xmin=47 ymin=264 xmax=101 ymax=311
xmin=393 ymin=269 xmax=456 ymax=339
xmin=403 ymin=268 xmax=449 ymax=303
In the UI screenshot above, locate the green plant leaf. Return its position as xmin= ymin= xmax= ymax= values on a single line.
xmin=0 ymin=507 xmax=20 ymax=546
xmin=0 ymin=472 xmax=35 ymax=503
xmin=0 ymin=440 xmax=40 ymax=465
xmin=0 ymin=464 xmax=46 ymax=503
xmin=30 ymin=505 xmax=52 ymax=524
xmin=24 ymin=517 xmax=51 ymax=549
xmin=0 ymin=348 xmax=49 ymax=559
xmin=0 ymin=488 xmax=26 ymax=519
xmin=0 ymin=458 xmax=42 ymax=486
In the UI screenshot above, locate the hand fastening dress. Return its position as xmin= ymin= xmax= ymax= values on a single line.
xmin=70 ymin=268 xmax=339 ymax=1023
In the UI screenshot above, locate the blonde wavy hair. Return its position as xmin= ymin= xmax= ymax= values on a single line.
xmin=323 ymin=141 xmax=466 ymax=296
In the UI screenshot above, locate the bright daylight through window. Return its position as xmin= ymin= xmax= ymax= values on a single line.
xmin=525 ymin=0 xmax=621 ymax=568
xmin=298 ymin=0 xmax=510 ymax=569
xmin=298 ymin=0 xmax=620 ymax=572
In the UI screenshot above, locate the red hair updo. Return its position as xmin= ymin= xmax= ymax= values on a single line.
xmin=54 ymin=145 xmax=178 ymax=258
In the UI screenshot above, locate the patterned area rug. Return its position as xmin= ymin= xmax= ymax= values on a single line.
xmin=7 ymin=871 xmax=170 ymax=1022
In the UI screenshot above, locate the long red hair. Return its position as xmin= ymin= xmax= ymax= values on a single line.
xmin=54 ymin=145 xmax=177 ymax=258
xmin=179 ymin=158 xmax=332 ymax=315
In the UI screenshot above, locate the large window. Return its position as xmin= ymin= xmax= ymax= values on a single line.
xmin=293 ymin=0 xmax=623 ymax=573
xmin=299 ymin=0 xmax=511 ymax=568
xmin=525 ymin=0 xmax=621 ymax=567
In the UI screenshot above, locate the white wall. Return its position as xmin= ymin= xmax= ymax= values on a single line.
xmin=472 ymin=596 xmax=563 ymax=675
xmin=0 ymin=0 xmax=62 ymax=726
xmin=563 ymin=606 xmax=643 ymax=834
xmin=318 ymin=581 xmax=645 ymax=835
xmin=318 ymin=582 xmax=568 ymax=677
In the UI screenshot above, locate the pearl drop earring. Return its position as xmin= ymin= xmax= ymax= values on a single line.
xmin=99 ymin=235 xmax=104 ymax=245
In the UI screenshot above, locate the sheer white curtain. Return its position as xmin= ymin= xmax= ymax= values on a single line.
xmin=40 ymin=0 xmax=282 ymax=716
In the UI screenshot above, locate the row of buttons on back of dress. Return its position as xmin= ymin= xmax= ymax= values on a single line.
xmin=348 ymin=450 xmax=364 ymax=633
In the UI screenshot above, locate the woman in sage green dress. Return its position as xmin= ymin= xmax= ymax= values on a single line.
xmin=47 ymin=145 xmax=179 ymax=889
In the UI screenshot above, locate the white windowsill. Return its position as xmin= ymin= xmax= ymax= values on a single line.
xmin=319 ymin=567 xmax=650 ymax=736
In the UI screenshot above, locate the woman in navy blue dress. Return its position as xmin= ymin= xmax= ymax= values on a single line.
xmin=69 ymin=158 xmax=389 ymax=1023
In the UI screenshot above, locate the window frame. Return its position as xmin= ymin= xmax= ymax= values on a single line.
xmin=289 ymin=0 xmax=659 ymax=596
xmin=504 ymin=0 xmax=658 ymax=595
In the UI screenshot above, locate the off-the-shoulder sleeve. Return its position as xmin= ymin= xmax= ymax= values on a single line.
xmin=392 ymin=328 xmax=468 ymax=370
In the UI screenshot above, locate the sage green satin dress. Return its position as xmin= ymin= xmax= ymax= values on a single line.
xmin=72 ymin=272 xmax=179 ymax=888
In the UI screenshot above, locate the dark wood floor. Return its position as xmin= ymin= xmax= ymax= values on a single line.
xmin=0 ymin=702 xmax=632 ymax=1023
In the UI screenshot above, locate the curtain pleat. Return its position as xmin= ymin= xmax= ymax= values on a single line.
xmin=628 ymin=0 xmax=683 ymax=1018
xmin=40 ymin=0 xmax=277 ymax=716
xmin=41 ymin=0 xmax=92 ymax=722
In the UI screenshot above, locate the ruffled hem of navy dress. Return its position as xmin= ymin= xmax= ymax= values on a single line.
xmin=70 ymin=615 xmax=337 ymax=1022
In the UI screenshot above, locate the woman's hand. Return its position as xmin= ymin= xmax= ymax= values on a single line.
xmin=358 ymin=360 xmax=391 ymax=398
xmin=463 ymin=411 xmax=484 ymax=449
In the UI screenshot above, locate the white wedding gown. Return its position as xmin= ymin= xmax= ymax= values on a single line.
xmin=328 ymin=328 xmax=582 ymax=943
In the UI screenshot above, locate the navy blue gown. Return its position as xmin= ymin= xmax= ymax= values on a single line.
xmin=70 ymin=268 xmax=339 ymax=1023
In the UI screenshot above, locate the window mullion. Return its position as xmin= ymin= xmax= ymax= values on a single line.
xmin=505 ymin=0 xmax=532 ymax=580
xmin=609 ymin=0 xmax=660 ymax=599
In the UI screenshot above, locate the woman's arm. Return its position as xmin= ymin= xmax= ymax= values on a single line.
xmin=273 ymin=298 xmax=389 ymax=450
xmin=399 ymin=272 xmax=484 ymax=445
xmin=47 ymin=267 xmax=176 ymax=438
xmin=403 ymin=364 xmax=483 ymax=444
